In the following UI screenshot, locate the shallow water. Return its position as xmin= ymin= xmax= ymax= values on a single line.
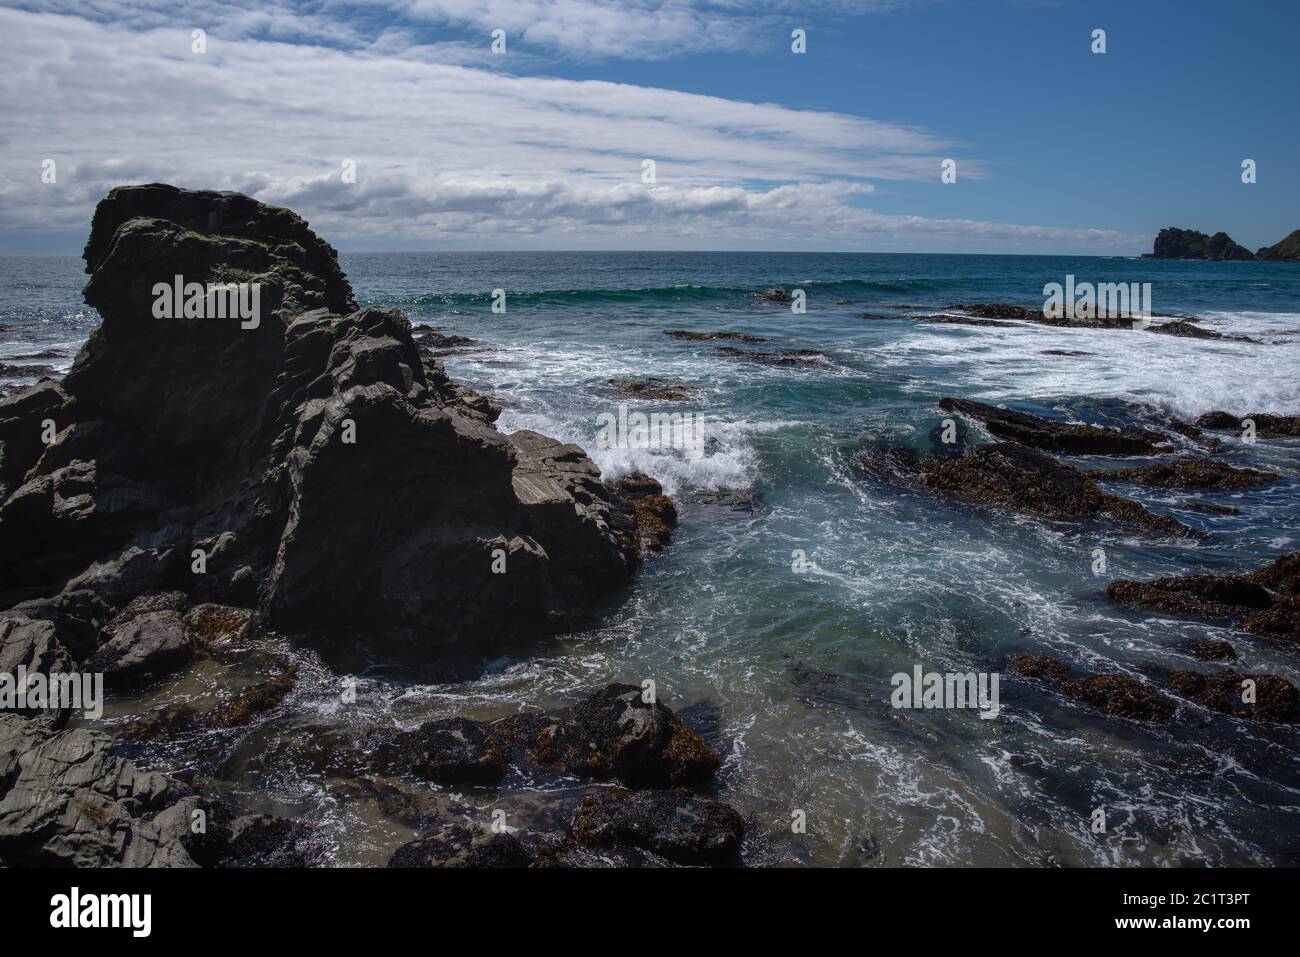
xmin=4 ymin=251 xmax=1299 ymax=866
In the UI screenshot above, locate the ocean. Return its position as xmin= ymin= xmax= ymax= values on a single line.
xmin=3 ymin=250 xmax=1299 ymax=866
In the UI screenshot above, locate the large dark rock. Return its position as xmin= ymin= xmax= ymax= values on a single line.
xmin=1147 ymin=227 xmax=1256 ymax=261
xmin=572 ymin=787 xmax=745 ymax=866
xmin=1255 ymin=229 xmax=1300 ymax=263
xmin=1169 ymin=670 xmax=1298 ymax=723
xmin=87 ymin=610 xmax=193 ymax=688
xmin=938 ymin=397 xmax=1166 ymax=455
xmin=498 ymin=683 xmax=720 ymax=789
xmin=0 ymin=185 xmax=664 ymax=664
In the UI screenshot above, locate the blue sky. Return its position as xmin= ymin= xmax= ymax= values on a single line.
xmin=1 ymin=0 xmax=1296 ymax=254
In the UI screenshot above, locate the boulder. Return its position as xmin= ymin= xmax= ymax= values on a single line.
xmin=87 ymin=610 xmax=193 ymax=688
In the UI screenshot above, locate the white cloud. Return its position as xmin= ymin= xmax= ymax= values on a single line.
xmin=0 ymin=6 xmax=1145 ymax=252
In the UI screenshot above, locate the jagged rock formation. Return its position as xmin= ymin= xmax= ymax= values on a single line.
xmin=0 ymin=185 xmax=685 ymax=868
xmin=1256 ymin=229 xmax=1300 ymax=262
xmin=1145 ymin=227 xmax=1255 ymax=261
xmin=0 ymin=184 xmax=663 ymax=661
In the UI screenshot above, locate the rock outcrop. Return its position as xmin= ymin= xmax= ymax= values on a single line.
xmin=0 ymin=184 xmax=666 ymax=664
xmin=1145 ymin=227 xmax=1255 ymax=261
xmin=938 ymin=397 xmax=1166 ymax=456
xmin=1012 ymin=655 xmax=1176 ymax=722
xmin=1107 ymin=552 xmax=1300 ymax=643
xmin=1087 ymin=458 xmax=1281 ymax=490
xmin=904 ymin=442 xmax=1190 ymax=536
xmin=1195 ymin=410 xmax=1300 ymax=437
xmin=1255 ymin=228 xmax=1300 ymax=262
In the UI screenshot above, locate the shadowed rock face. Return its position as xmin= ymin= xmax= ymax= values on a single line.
xmin=0 ymin=184 xmax=660 ymax=658
xmin=938 ymin=397 xmax=1166 ymax=456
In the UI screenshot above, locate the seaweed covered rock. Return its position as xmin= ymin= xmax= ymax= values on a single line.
xmin=1169 ymin=671 xmax=1298 ymax=723
xmin=1012 ymin=655 xmax=1175 ymax=722
xmin=1088 ymin=458 xmax=1281 ymax=490
xmin=1107 ymin=552 xmax=1299 ymax=642
xmin=388 ymin=824 xmax=535 ymax=868
xmin=370 ymin=717 xmax=508 ymax=786
xmin=918 ymin=443 xmax=1189 ymax=536
xmin=1195 ymin=411 xmax=1300 ymax=437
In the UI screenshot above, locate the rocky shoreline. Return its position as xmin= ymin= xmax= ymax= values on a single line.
xmin=2 ymin=186 xmax=1298 ymax=868
xmin=0 ymin=185 xmax=733 ymax=867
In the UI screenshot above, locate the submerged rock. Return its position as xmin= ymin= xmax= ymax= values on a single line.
xmin=607 ymin=377 xmax=702 ymax=401
xmin=1169 ymin=670 xmax=1298 ymax=722
xmin=1088 ymin=458 xmax=1281 ymax=490
xmin=1107 ymin=552 xmax=1299 ymax=643
xmin=937 ymin=397 xmax=1166 ymax=455
xmin=663 ymin=329 xmax=768 ymax=343
xmin=714 ymin=346 xmax=826 ymax=366
xmin=1011 ymin=655 xmax=1175 ymax=722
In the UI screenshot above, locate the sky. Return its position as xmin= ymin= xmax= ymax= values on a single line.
xmin=0 ymin=0 xmax=1296 ymax=255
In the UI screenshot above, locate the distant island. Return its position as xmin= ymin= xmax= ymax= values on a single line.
xmin=1144 ymin=226 xmax=1300 ymax=262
